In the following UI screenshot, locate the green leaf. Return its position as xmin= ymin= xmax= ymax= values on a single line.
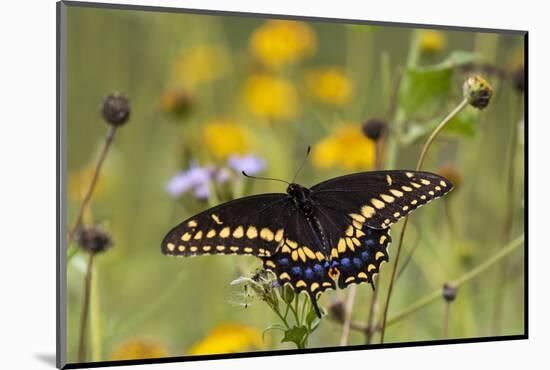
xmin=281 ymin=325 xmax=308 ymax=348
xmin=443 ymin=107 xmax=479 ymax=137
xmin=399 ymin=51 xmax=479 ymax=117
xmin=262 ymin=324 xmax=287 ymax=342
xmin=305 ymin=309 xmax=321 ymax=332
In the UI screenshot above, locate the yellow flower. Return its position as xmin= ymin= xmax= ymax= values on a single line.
xmin=250 ymin=20 xmax=316 ymax=69
xmin=202 ymin=119 xmax=251 ymax=159
xmin=307 ymin=67 xmax=354 ymax=106
xmin=312 ymin=124 xmax=376 ymax=170
xmin=419 ymin=30 xmax=447 ymax=54
xmin=110 ymin=338 xmax=169 ymax=361
xmin=244 ymin=74 xmax=298 ymax=120
xmin=68 ymin=165 xmax=111 ymax=201
xmin=188 ymin=323 xmax=263 ymax=355
xmin=172 ymin=45 xmax=228 ymax=88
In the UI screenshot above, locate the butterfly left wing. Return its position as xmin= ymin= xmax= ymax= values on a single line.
xmin=161 ymin=193 xmax=292 ymax=258
xmin=311 ymin=170 xmax=453 ymax=230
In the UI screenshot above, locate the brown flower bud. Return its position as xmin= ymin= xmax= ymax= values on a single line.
xmin=76 ymin=225 xmax=113 ymax=254
xmin=442 ymin=283 xmax=457 ymax=302
xmin=361 ymin=118 xmax=388 ymax=141
xmin=327 ymin=298 xmax=346 ymax=323
xmin=101 ymin=92 xmax=130 ymax=126
xmin=510 ymin=66 xmax=525 ymax=93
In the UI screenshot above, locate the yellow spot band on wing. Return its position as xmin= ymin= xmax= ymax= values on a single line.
xmin=219 ymin=227 xmax=231 ymax=238
xmin=167 ymin=243 xmax=175 ymax=252
xmin=390 ymin=189 xmax=404 ymax=197
xmin=211 ymin=214 xmax=223 ymax=224
xmin=246 ymin=226 xmax=258 ymax=239
xmin=232 ymin=226 xmax=244 ymax=238
xmin=296 ymin=280 xmax=307 ymax=288
xmin=361 ymin=205 xmax=376 ymax=218
xmin=381 ymin=194 xmax=395 ymax=203
xmin=265 ymin=260 xmax=276 ymax=268
xmin=371 ymin=198 xmax=385 ymax=209
xmin=274 ymin=229 xmax=284 ymax=242
xmin=337 ymin=239 xmax=346 ymax=253
xmin=260 ymin=228 xmax=274 ymax=241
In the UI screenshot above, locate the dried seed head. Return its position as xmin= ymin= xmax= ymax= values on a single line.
xmin=101 ymin=92 xmax=130 ymax=126
xmin=510 ymin=66 xmax=525 ymax=93
xmin=442 ymin=283 xmax=457 ymax=302
xmin=327 ymin=298 xmax=346 ymax=323
xmin=361 ymin=118 xmax=388 ymax=141
xmin=75 ymin=225 xmax=113 ymax=255
xmin=463 ymin=75 xmax=493 ymax=109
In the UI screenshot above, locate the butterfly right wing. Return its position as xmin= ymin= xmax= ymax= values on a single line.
xmin=161 ymin=193 xmax=293 ymax=258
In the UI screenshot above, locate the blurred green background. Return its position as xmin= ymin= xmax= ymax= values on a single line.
xmin=65 ymin=4 xmax=525 ymax=364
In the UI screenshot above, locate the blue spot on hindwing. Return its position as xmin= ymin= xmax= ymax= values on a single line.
xmin=341 ymin=258 xmax=351 ymax=271
xmin=353 ymin=258 xmax=362 ymax=268
xmin=278 ymin=257 xmax=289 ymax=266
xmin=313 ymin=264 xmax=324 ymax=276
xmin=361 ymin=251 xmax=370 ymax=261
xmin=292 ymin=266 xmax=302 ymax=276
xmin=304 ymin=268 xmax=314 ymax=279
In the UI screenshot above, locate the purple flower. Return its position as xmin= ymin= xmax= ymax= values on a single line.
xmin=165 ymin=162 xmax=213 ymax=198
xmin=227 ymin=154 xmax=266 ymax=175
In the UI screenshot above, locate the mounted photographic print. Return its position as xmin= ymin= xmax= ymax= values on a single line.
xmin=57 ymin=1 xmax=527 ymax=368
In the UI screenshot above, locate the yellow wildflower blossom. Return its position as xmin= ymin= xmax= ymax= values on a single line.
xmin=202 ymin=119 xmax=251 ymax=159
xmin=312 ymin=124 xmax=376 ymax=170
xmin=110 ymin=338 xmax=169 ymax=361
xmin=419 ymin=30 xmax=447 ymax=54
xmin=188 ymin=323 xmax=263 ymax=355
xmin=244 ymin=74 xmax=298 ymax=120
xmin=307 ymin=67 xmax=354 ymax=106
xmin=250 ymin=20 xmax=316 ymax=69
xmin=172 ymin=45 xmax=228 ymax=88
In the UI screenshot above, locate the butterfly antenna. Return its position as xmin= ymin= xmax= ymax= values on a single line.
xmin=241 ymin=171 xmax=290 ymax=185
xmin=292 ymin=146 xmax=311 ymax=183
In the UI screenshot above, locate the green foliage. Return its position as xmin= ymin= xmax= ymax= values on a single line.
xmin=400 ymin=51 xmax=479 ymax=117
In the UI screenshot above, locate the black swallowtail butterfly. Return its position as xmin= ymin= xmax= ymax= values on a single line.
xmin=161 ymin=170 xmax=453 ymax=317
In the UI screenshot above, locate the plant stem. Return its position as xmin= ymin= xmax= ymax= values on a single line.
xmin=443 ymin=301 xmax=451 ymax=339
xmin=67 ymin=126 xmax=117 ymax=246
xmin=365 ymin=275 xmax=380 ymax=344
xmin=415 ymin=99 xmax=468 ymax=171
xmin=379 ymin=98 xmax=469 ymax=344
xmin=339 ymin=285 xmax=357 ymax=346
xmin=77 ymin=253 xmax=95 ymax=362
xmin=492 ymin=93 xmax=523 ymax=334
xmin=385 ymin=234 xmax=523 ymax=327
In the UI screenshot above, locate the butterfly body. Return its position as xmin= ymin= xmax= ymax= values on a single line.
xmin=162 ymin=170 xmax=453 ymax=317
